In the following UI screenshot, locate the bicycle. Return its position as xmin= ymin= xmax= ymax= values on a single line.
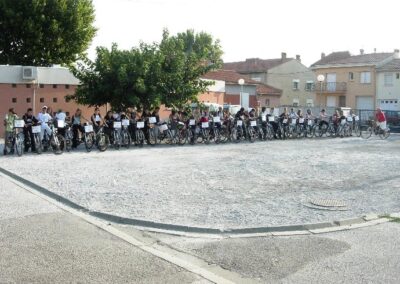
xmin=83 ymin=123 xmax=95 ymax=152
xmin=41 ymin=122 xmax=64 ymax=154
xmin=121 ymin=119 xmax=132 ymax=148
xmin=361 ymin=120 xmax=390 ymax=139
xmin=112 ymin=121 xmax=122 ymax=149
xmin=3 ymin=119 xmax=25 ymax=156
xmin=95 ymin=125 xmax=109 ymax=152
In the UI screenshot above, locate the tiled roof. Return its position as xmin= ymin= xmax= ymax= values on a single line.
xmin=223 ymin=58 xmax=292 ymax=73
xmin=311 ymin=52 xmax=393 ymax=67
xmin=376 ymin=59 xmax=400 ymax=71
xmin=256 ymin=84 xmax=282 ymax=95
xmin=202 ymin=70 xmax=282 ymax=95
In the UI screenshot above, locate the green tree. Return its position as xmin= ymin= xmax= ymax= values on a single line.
xmin=0 ymin=0 xmax=96 ymax=66
xmin=70 ymin=43 xmax=163 ymax=112
xmin=70 ymin=30 xmax=223 ymax=111
xmin=158 ymin=29 xmax=223 ymax=109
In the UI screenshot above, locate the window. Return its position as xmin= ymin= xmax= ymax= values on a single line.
xmin=305 ymin=81 xmax=314 ymax=91
xmin=40 ymin=84 xmax=44 ymax=88
xmin=384 ymin=73 xmax=393 ymax=86
xmin=12 ymin=98 xmax=17 ymax=103
xmin=26 ymin=98 xmax=31 ymax=103
xmin=360 ymin=72 xmax=371 ymax=84
xmin=12 ymin=84 xmax=17 ymax=88
xmin=252 ymin=77 xmax=261 ymax=82
xmin=26 ymin=84 xmax=31 ymax=88
xmin=397 ymin=73 xmax=400 ymax=79
xmin=53 ymin=84 xmax=58 ymax=89
xmin=292 ymin=79 xmax=300 ymax=90
xmin=40 ymin=98 xmax=45 ymax=103
xmin=53 ymin=98 xmax=58 ymax=103
xmin=339 ymin=96 xmax=346 ymax=107
xmin=349 ymin=72 xmax=354 ymax=81
xmin=265 ymin=99 xmax=270 ymax=106
xmin=65 ymin=84 xmax=70 ymax=89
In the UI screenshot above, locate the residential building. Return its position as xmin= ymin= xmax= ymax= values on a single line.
xmin=376 ymin=59 xmax=400 ymax=111
xmin=202 ymin=70 xmax=282 ymax=108
xmin=197 ymin=79 xmax=225 ymax=105
xmin=224 ymin=53 xmax=316 ymax=107
xmin=0 ymin=65 xmax=106 ymax=137
xmin=310 ymin=50 xmax=399 ymax=109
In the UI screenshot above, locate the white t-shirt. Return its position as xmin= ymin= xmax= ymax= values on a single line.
xmin=55 ymin=112 xmax=66 ymax=121
xmin=38 ymin=112 xmax=52 ymax=124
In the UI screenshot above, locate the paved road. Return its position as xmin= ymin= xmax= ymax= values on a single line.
xmin=2 ymin=135 xmax=399 ymax=229
xmin=0 ymin=175 xmax=208 ymax=284
xmin=2 ymin=174 xmax=400 ymax=283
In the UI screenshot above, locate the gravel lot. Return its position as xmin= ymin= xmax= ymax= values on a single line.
xmin=1 ymin=135 xmax=399 ymax=229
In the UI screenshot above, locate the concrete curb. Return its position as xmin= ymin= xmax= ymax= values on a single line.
xmin=0 ymin=166 xmax=391 ymax=237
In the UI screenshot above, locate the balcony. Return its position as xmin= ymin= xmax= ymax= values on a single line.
xmin=315 ymin=82 xmax=347 ymax=94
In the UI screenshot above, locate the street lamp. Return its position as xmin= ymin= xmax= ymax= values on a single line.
xmin=317 ymin=74 xmax=325 ymax=108
xmin=238 ymin=78 xmax=244 ymax=107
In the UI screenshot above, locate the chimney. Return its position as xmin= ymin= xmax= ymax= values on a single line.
xmin=395 ymin=49 xmax=400 ymax=58
xmin=374 ymin=48 xmax=377 ymax=53
xmin=321 ymin=52 xmax=326 ymax=59
xmin=281 ymin=52 xmax=287 ymax=60
xmin=360 ymin=49 xmax=364 ymax=55
xmin=296 ymin=55 xmax=301 ymax=62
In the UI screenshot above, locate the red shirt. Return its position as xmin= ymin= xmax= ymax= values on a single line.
xmin=376 ymin=111 xmax=386 ymax=122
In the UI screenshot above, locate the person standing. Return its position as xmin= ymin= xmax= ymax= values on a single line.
xmin=22 ymin=108 xmax=38 ymax=152
xmin=38 ymin=106 xmax=52 ymax=140
xmin=91 ymin=107 xmax=103 ymax=133
xmin=375 ymin=108 xmax=387 ymax=130
xmin=55 ymin=109 xmax=67 ymax=136
xmin=71 ymin=109 xmax=85 ymax=148
xmin=3 ymin=108 xmax=19 ymax=155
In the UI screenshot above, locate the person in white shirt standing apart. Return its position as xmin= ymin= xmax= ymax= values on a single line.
xmin=55 ymin=109 xmax=67 ymax=136
xmin=38 ymin=106 xmax=52 ymax=140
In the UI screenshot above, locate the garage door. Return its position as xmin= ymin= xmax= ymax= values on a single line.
xmin=378 ymin=99 xmax=399 ymax=111
xmin=356 ymin=96 xmax=374 ymax=110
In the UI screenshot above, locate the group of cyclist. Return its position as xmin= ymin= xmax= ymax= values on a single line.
xmin=3 ymin=104 xmax=387 ymax=154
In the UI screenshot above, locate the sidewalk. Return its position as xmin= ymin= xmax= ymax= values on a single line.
xmin=0 ymin=175 xmax=206 ymax=284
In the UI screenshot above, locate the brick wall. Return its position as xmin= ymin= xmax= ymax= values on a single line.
xmin=0 ymin=83 xmax=106 ymax=137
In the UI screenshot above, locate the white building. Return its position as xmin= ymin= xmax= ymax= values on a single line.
xmin=376 ymin=59 xmax=400 ymax=111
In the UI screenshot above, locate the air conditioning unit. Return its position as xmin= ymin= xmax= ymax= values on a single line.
xmin=22 ymin=66 xmax=37 ymax=80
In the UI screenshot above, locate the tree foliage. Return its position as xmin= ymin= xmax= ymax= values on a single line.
xmin=0 ymin=0 xmax=96 ymax=66
xmin=71 ymin=29 xmax=223 ymax=111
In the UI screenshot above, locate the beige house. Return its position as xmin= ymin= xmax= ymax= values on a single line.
xmin=310 ymin=50 xmax=399 ymax=109
xmin=224 ymin=53 xmax=316 ymax=107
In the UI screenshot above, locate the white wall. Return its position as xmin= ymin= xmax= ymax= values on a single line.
xmin=376 ymin=71 xmax=400 ymax=110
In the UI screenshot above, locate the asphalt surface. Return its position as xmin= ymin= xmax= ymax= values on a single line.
xmin=144 ymin=222 xmax=400 ymax=283
xmin=1 ymin=135 xmax=400 ymax=229
xmin=0 ymin=176 xmax=208 ymax=284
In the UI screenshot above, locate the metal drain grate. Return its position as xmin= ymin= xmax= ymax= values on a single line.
xmin=310 ymin=199 xmax=347 ymax=208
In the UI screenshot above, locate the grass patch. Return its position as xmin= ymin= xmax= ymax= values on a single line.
xmin=379 ymin=214 xmax=400 ymax=223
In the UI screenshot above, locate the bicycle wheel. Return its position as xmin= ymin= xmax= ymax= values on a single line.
xmin=148 ymin=128 xmax=158 ymax=145
xmin=214 ymin=128 xmax=221 ymax=144
xmin=84 ymin=133 xmax=94 ymax=152
xmin=33 ymin=133 xmax=42 ymax=154
xmin=231 ymin=128 xmax=239 ymax=143
xmin=353 ymin=124 xmax=361 ymax=137
xmin=360 ymin=126 xmax=372 ymax=139
xmin=121 ymin=130 xmax=131 ymax=148
xmin=15 ymin=133 xmax=24 ymax=157
xmin=113 ymin=131 xmax=121 ymax=150
xmin=379 ymin=128 xmax=390 ymax=140
xmin=178 ymin=129 xmax=187 ymax=146
xmin=136 ymin=130 xmax=145 ymax=147
xmin=51 ymin=135 xmax=63 ymax=154
xmin=97 ymin=133 xmax=108 ymax=152
xmin=248 ymin=127 xmax=256 ymax=143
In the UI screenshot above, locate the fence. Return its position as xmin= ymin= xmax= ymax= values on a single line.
xmin=358 ymin=109 xmax=400 ymax=133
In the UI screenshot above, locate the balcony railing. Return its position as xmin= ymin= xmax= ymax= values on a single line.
xmin=315 ymin=82 xmax=347 ymax=93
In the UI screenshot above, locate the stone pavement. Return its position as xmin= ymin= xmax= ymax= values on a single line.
xmin=0 ymin=175 xmax=208 ymax=284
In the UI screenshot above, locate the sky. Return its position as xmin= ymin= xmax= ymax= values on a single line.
xmin=90 ymin=0 xmax=400 ymax=67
